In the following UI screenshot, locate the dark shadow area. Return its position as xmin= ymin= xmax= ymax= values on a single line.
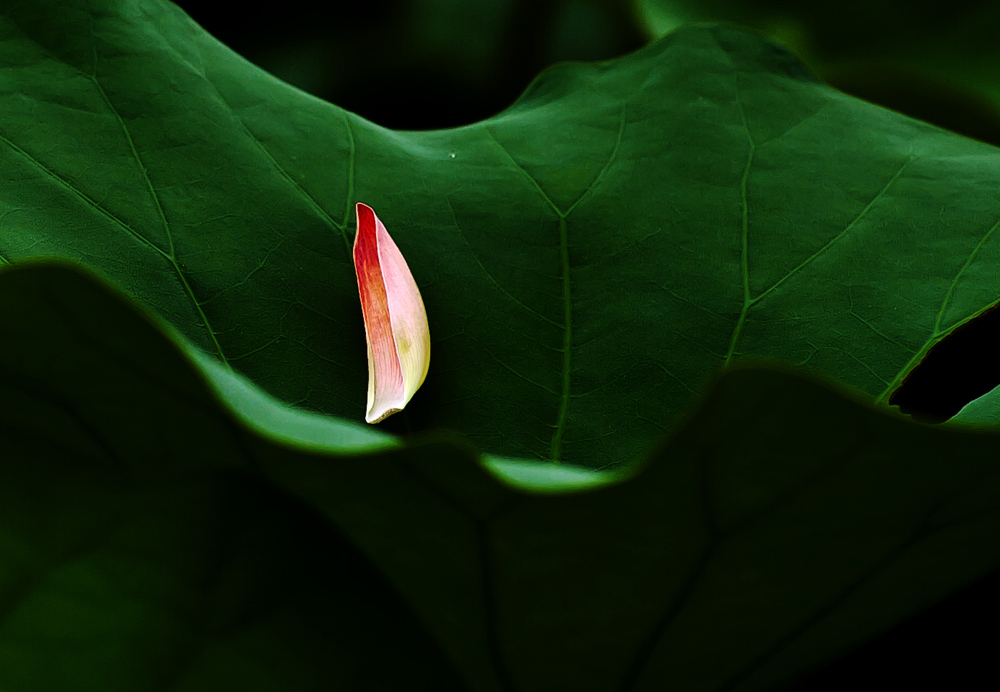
xmin=827 ymin=64 xmax=1000 ymax=148
xmin=177 ymin=0 xmax=646 ymax=130
xmin=784 ymin=566 xmax=1000 ymax=691
xmin=209 ymin=470 xmax=467 ymax=689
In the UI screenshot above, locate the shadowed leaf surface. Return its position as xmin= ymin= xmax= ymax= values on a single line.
xmin=1 ymin=262 xmax=1000 ymax=691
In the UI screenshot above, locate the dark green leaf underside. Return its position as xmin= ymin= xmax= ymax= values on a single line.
xmin=3 ymin=261 xmax=1000 ymax=691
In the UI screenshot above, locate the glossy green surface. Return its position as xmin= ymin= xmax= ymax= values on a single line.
xmin=5 ymin=2 xmax=1000 ymax=467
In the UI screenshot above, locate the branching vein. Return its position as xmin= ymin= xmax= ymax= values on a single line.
xmin=485 ymin=112 xmax=626 ymax=461
xmin=90 ymin=61 xmax=228 ymax=364
xmin=565 ymin=104 xmax=628 ymax=218
xmin=235 ymin=117 xmax=351 ymax=250
xmin=934 ymin=215 xmax=1000 ymax=334
xmin=0 ymin=132 xmax=168 ymax=259
xmin=752 ymin=156 xmax=912 ymax=306
xmin=877 ymin=213 xmax=1000 ymax=403
xmin=446 ymin=197 xmax=562 ymax=328
xmin=193 ymin=62 xmax=354 ymax=253
xmin=485 ymin=128 xmax=562 ymax=216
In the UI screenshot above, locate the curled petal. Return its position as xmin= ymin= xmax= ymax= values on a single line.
xmin=353 ymin=202 xmax=430 ymax=423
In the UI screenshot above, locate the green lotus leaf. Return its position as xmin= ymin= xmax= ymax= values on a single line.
xmin=5 ymin=2 xmax=1000 ymax=468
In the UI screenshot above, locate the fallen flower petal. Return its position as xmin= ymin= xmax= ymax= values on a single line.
xmin=353 ymin=202 xmax=430 ymax=423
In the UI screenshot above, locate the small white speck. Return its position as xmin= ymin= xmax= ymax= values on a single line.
xmin=449 ymin=152 xmax=456 ymax=159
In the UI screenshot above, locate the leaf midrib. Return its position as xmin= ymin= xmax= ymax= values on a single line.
xmin=485 ymin=108 xmax=626 ymax=462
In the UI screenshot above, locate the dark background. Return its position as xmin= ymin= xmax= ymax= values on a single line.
xmin=176 ymin=1 xmax=999 ymax=689
xmin=179 ymin=0 xmax=646 ymax=130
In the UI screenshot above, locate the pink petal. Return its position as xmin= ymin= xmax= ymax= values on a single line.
xmin=353 ymin=203 xmax=430 ymax=423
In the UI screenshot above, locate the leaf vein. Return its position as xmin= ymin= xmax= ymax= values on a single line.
xmin=565 ymin=104 xmax=628 ymax=218
xmin=196 ymin=68 xmax=352 ymax=252
xmin=485 ymin=128 xmax=563 ymax=216
xmin=550 ymin=216 xmax=573 ymax=462
xmin=446 ymin=197 xmax=562 ymax=329
xmin=877 ymin=213 xmax=1000 ymax=403
xmin=752 ymin=155 xmax=912 ymax=306
xmin=0 ymin=131 xmax=169 ymax=259
xmin=90 ymin=57 xmax=228 ymax=364
xmin=934 ymin=215 xmax=1000 ymax=334
xmin=723 ymin=85 xmax=755 ymax=366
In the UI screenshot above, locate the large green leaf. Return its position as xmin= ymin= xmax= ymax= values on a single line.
xmin=6 ymin=1 xmax=1000 ymax=468
xmin=3 ymin=261 xmax=1000 ymax=691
